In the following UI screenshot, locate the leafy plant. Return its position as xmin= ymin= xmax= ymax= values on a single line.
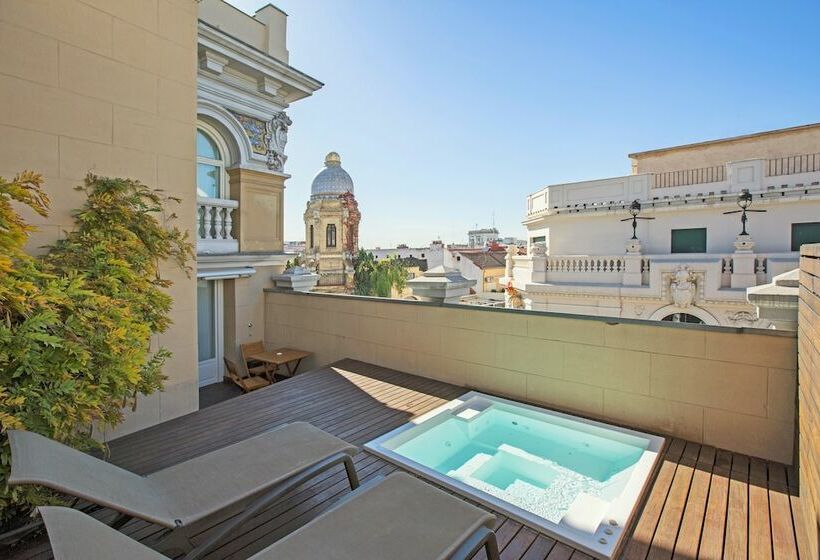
xmin=352 ymin=249 xmax=408 ymax=298
xmin=0 ymin=173 xmax=193 ymax=527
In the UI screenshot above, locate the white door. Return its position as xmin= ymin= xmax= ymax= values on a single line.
xmin=197 ymin=279 xmax=223 ymax=386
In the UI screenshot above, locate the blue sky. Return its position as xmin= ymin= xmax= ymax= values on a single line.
xmin=227 ymin=0 xmax=820 ymax=248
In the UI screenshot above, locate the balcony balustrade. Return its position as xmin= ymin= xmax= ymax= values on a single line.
xmin=197 ymin=196 xmax=239 ymax=254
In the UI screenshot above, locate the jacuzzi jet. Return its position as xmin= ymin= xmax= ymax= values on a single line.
xmin=609 ymin=519 xmax=618 ymax=527
xmin=444 ymin=441 xmax=452 ymax=447
xmin=512 ymin=421 xmax=518 ymax=425
xmin=599 ymin=538 xmax=607 ymax=545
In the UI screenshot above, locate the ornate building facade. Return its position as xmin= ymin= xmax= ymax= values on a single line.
xmin=304 ymin=153 xmax=361 ymax=292
xmin=512 ymin=123 xmax=820 ymax=328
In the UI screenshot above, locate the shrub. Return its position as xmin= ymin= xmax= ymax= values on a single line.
xmin=0 ymin=173 xmax=193 ymax=527
xmin=352 ymin=249 xmax=408 ymax=298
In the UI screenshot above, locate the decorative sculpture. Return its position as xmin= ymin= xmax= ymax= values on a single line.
xmin=505 ymin=245 xmax=517 ymax=278
xmin=669 ymin=265 xmax=697 ymax=308
xmin=266 ymin=111 xmax=292 ymax=171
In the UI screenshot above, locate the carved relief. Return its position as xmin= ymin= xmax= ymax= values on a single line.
xmin=266 ymin=111 xmax=291 ymax=171
xmin=726 ymin=310 xmax=761 ymax=327
xmin=668 ymin=265 xmax=697 ymax=308
xmin=230 ymin=110 xmax=292 ymax=171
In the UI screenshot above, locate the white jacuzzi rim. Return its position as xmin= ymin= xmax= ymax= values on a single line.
xmin=363 ymin=391 xmax=666 ymax=560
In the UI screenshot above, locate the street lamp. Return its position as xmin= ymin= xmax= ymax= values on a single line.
xmin=723 ymin=189 xmax=765 ymax=235
xmin=620 ymin=200 xmax=654 ymax=240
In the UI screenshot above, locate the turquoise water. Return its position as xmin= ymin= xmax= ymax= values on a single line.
xmin=390 ymin=404 xmax=647 ymax=523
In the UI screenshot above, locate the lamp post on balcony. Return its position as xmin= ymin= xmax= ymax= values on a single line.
xmin=621 ymin=200 xmax=652 ymax=285
xmin=726 ymin=189 xmax=765 ymax=288
xmin=723 ymin=189 xmax=766 ymax=237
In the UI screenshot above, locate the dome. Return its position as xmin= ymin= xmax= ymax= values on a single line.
xmin=310 ymin=152 xmax=354 ymax=199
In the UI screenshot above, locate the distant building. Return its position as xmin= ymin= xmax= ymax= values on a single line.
xmin=304 ymin=152 xmax=361 ymax=292
xmin=452 ymin=249 xmax=507 ymax=293
xmin=284 ymin=240 xmax=306 ymax=254
xmin=514 ymin=122 xmax=820 ymax=327
xmin=467 ymin=227 xmax=500 ymax=248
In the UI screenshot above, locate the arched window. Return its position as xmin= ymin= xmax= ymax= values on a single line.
xmin=326 ymin=224 xmax=337 ymax=248
xmin=309 ymin=225 xmax=314 ymax=249
xmin=196 ymin=127 xmax=227 ymax=199
xmin=661 ymin=313 xmax=704 ymax=324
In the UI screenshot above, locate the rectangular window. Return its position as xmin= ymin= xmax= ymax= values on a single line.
xmin=791 ymin=222 xmax=820 ymax=251
xmin=531 ymin=236 xmax=546 ymax=244
xmin=671 ymin=228 xmax=706 ymax=253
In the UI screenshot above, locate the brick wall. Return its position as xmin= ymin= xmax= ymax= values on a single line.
xmin=265 ymin=290 xmax=798 ymax=463
xmin=798 ymin=243 xmax=820 ymax=558
xmin=0 ymin=0 xmax=200 ymax=436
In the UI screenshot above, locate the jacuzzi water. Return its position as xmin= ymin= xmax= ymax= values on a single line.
xmin=364 ymin=392 xmax=665 ymax=559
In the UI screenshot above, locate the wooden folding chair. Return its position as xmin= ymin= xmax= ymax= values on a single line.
xmin=223 ymin=357 xmax=270 ymax=393
xmin=240 ymin=341 xmax=271 ymax=381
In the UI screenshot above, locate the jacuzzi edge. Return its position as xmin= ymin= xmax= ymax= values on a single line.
xmin=363 ymin=390 xmax=667 ymax=560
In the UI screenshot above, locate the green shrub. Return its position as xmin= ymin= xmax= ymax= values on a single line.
xmin=0 ymin=173 xmax=193 ymax=526
xmin=352 ymin=249 xmax=408 ymax=298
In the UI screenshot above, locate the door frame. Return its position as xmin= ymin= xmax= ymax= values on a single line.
xmin=197 ymin=278 xmax=224 ymax=387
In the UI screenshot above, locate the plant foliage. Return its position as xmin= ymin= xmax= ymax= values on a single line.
xmin=0 ymin=173 xmax=193 ymax=526
xmin=352 ymin=249 xmax=408 ymax=298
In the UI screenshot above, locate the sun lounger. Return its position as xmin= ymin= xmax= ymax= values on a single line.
xmin=9 ymin=422 xmax=359 ymax=560
xmin=39 ymin=472 xmax=499 ymax=560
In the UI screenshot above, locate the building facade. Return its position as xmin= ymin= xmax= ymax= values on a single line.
xmin=467 ymin=227 xmax=500 ymax=248
xmin=513 ymin=123 xmax=820 ymax=328
xmin=304 ymin=152 xmax=361 ymax=292
xmin=0 ymin=0 xmax=322 ymax=436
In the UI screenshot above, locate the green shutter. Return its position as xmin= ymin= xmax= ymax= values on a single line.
xmin=791 ymin=222 xmax=820 ymax=251
xmin=671 ymin=228 xmax=706 ymax=253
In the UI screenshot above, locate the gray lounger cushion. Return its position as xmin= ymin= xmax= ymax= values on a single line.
xmin=256 ymin=471 xmax=496 ymax=560
xmin=40 ymin=472 xmax=496 ymax=560
xmin=10 ymin=422 xmax=357 ymax=528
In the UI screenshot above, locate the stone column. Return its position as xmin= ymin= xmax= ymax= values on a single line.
xmin=731 ymin=234 xmax=758 ymax=289
xmin=623 ymin=239 xmax=643 ymax=286
xmin=271 ymin=266 xmax=320 ymax=292
xmin=228 ymin=167 xmax=286 ymax=252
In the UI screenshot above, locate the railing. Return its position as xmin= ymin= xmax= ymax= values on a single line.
xmin=652 ymin=165 xmax=725 ymax=188
xmin=197 ymin=197 xmax=238 ymax=254
xmin=546 ymin=255 xmax=625 ymax=273
xmin=766 ymin=152 xmax=820 ymax=177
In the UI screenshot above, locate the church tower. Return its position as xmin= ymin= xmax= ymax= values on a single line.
xmin=304 ymin=152 xmax=361 ymax=292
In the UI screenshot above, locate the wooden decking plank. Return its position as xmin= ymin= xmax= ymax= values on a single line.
xmin=671 ymin=444 xmax=716 ymax=559
xmin=520 ymin=535 xmax=558 ymax=560
xmin=766 ymin=462 xmax=797 ymax=560
xmin=622 ymin=439 xmax=687 ymax=560
xmin=545 ymin=542 xmax=575 ymax=560
xmin=647 ymin=441 xmax=700 ymax=559
xmin=724 ymin=453 xmax=750 ymax=559
xmin=698 ymin=448 xmax=732 ymax=559
xmin=748 ymin=458 xmax=773 ymax=560
xmin=501 ymin=526 xmax=539 ymax=560
xmin=785 ymin=465 xmax=814 ymax=559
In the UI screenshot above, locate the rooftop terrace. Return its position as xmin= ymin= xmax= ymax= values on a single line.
xmin=7 ymin=360 xmax=813 ymax=559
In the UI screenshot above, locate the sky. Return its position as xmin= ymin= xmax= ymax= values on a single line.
xmin=226 ymin=0 xmax=820 ymax=248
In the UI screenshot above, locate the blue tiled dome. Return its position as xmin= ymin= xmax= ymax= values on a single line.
xmin=311 ymin=152 xmax=354 ymax=199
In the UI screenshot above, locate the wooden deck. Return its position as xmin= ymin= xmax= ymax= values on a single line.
xmin=9 ymin=359 xmax=813 ymax=559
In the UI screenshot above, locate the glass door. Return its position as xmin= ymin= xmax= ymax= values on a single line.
xmin=197 ymin=279 xmax=223 ymax=386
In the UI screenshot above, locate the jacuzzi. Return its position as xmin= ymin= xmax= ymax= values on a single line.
xmin=364 ymin=391 xmax=665 ymax=559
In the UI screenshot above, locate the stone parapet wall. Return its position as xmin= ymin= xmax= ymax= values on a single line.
xmin=264 ymin=289 xmax=797 ymax=463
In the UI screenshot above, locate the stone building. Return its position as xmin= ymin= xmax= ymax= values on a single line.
xmin=514 ymin=123 xmax=820 ymax=328
xmin=0 ymin=0 xmax=322 ymax=435
xmin=304 ymin=152 xmax=361 ymax=292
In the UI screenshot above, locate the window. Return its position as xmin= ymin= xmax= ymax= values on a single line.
xmin=791 ymin=222 xmax=820 ymax=251
xmin=671 ymin=228 xmax=706 ymax=253
xmin=661 ymin=313 xmax=704 ymax=324
xmin=326 ymin=224 xmax=337 ymax=248
xmin=196 ymin=128 xmax=225 ymax=198
xmin=309 ymin=225 xmax=314 ymax=249
xmin=531 ymin=236 xmax=546 ymax=244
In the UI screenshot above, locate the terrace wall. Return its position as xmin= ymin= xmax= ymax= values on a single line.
xmin=798 ymin=242 xmax=820 ymax=558
xmin=264 ymin=290 xmax=797 ymax=463
xmin=0 ymin=0 xmax=200 ymax=436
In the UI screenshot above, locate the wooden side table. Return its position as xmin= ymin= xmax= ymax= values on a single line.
xmin=247 ymin=348 xmax=312 ymax=380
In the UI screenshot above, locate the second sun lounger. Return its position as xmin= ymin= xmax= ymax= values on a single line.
xmin=39 ymin=471 xmax=499 ymax=560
